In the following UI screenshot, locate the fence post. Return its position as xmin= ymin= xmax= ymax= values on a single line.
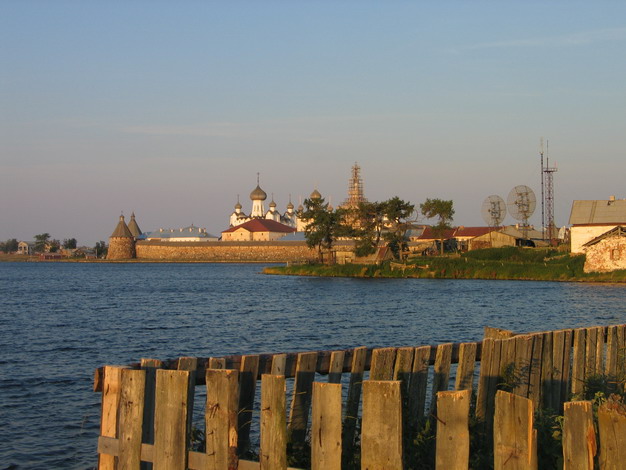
xmin=117 ymin=369 xmax=146 ymax=470
xmin=98 ymin=365 xmax=125 ymax=470
xmin=370 ymin=347 xmax=397 ymax=380
xmin=140 ymin=358 xmax=163 ymax=470
xmin=493 ymin=390 xmax=536 ymax=470
xmin=408 ymin=345 xmax=431 ymax=423
xmin=597 ymin=400 xmax=626 ymax=470
xmin=311 ymin=382 xmax=342 ymax=470
xmin=562 ymin=401 xmax=595 ymax=470
xmin=361 ymin=380 xmax=403 ymax=470
xmin=455 ymin=342 xmax=477 ymax=392
xmin=571 ymin=329 xmax=586 ymax=396
xmin=287 ymin=351 xmax=317 ymax=445
xmin=238 ymin=355 xmax=260 ymax=454
xmin=206 ymin=369 xmax=239 ymax=470
xmin=435 ymin=390 xmax=470 ymax=470
xmin=328 ymin=350 xmax=345 ymax=384
xmin=260 ymin=374 xmax=287 ymax=470
xmin=342 ymin=346 xmax=366 ymax=468
xmin=153 ymin=369 xmax=190 ymax=470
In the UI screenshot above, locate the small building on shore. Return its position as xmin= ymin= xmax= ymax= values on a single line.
xmin=569 ymin=197 xmax=626 ymax=254
xmin=221 ymin=219 xmax=296 ymax=242
xmin=582 ymin=225 xmax=626 ymax=273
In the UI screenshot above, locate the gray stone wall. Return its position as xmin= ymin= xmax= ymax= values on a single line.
xmin=107 ymin=237 xmax=136 ymax=260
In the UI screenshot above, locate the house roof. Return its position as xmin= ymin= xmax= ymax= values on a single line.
xmin=110 ymin=215 xmax=133 ymax=238
xmin=569 ymin=199 xmax=626 ymax=225
xmin=143 ymin=225 xmax=218 ymax=239
xmin=416 ymin=227 xmax=456 ymax=240
xmin=454 ymin=226 xmax=501 ymax=238
xmin=222 ymin=219 xmax=296 ymax=234
xmin=582 ymin=225 xmax=626 ymax=247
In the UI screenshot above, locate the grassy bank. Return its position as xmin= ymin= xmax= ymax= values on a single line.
xmin=263 ymin=247 xmax=626 ymax=282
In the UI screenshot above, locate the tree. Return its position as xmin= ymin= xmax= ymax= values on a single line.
xmin=94 ymin=241 xmax=108 ymax=259
xmin=3 ymin=239 xmax=18 ymax=254
xmin=49 ymin=239 xmax=61 ymax=253
xmin=351 ymin=201 xmax=387 ymax=257
xmin=62 ymin=238 xmax=77 ymax=249
xmin=34 ymin=233 xmax=50 ymax=253
xmin=420 ymin=198 xmax=455 ymax=256
xmin=302 ymin=197 xmax=347 ymax=264
xmin=382 ymin=197 xmax=415 ymax=260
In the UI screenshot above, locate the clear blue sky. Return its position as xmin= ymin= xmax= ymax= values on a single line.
xmin=2 ymin=1 xmax=625 ymax=245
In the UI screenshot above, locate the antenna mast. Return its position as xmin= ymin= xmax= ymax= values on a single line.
xmin=540 ymin=138 xmax=545 ymax=240
xmin=543 ymin=140 xmax=558 ymax=243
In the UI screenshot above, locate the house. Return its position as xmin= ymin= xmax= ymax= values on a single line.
xmin=569 ymin=197 xmax=626 ymax=254
xmin=582 ymin=226 xmax=626 ymax=273
xmin=17 ymin=241 xmax=34 ymax=255
xmin=142 ymin=225 xmax=219 ymax=242
xmin=221 ymin=219 xmax=296 ymax=242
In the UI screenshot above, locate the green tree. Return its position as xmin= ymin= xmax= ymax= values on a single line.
xmin=3 ymin=239 xmax=18 ymax=253
xmin=351 ymin=201 xmax=387 ymax=257
xmin=94 ymin=241 xmax=108 ymax=258
xmin=302 ymin=197 xmax=347 ymax=264
xmin=420 ymin=198 xmax=455 ymax=255
xmin=382 ymin=197 xmax=415 ymax=260
xmin=34 ymin=233 xmax=51 ymax=253
xmin=49 ymin=239 xmax=61 ymax=253
xmin=62 ymin=238 xmax=77 ymax=249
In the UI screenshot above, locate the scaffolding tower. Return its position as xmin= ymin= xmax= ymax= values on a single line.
xmin=342 ymin=162 xmax=367 ymax=209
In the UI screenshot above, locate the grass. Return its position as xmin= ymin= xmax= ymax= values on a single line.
xmin=263 ymin=247 xmax=626 ymax=282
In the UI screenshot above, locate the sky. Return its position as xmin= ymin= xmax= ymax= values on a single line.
xmin=1 ymin=1 xmax=625 ymax=245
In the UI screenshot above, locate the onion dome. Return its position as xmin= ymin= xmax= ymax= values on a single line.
xmin=287 ymin=201 xmax=294 ymax=210
xmin=327 ymin=204 xmax=334 ymax=212
xmin=250 ymin=184 xmax=267 ymax=201
xmin=310 ymin=188 xmax=322 ymax=199
xmin=297 ymin=204 xmax=304 ymax=212
xmin=235 ymin=201 xmax=242 ymax=210
xmin=110 ymin=214 xmax=133 ymax=238
xmin=269 ymin=200 xmax=276 ymax=208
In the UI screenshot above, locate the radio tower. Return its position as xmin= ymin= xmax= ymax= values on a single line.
xmin=541 ymin=139 xmax=558 ymax=243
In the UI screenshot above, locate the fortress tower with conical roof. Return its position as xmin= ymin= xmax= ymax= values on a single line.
xmin=107 ymin=214 xmax=136 ymax=260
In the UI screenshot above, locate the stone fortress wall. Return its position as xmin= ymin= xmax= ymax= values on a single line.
xmin=135 ymin=240 xmax=319 ymax=262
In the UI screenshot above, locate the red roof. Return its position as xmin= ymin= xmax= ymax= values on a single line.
xmin=222 ymin=219 xmax=296 ymax=234
xmin=417 ymin=227 xmax=456 ymax=240
xmin=453 ymin=226 xmax=501 ymax=238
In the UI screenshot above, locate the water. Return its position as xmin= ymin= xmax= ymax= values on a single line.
xmin=0 ymin=262 xmax=624 ymax=469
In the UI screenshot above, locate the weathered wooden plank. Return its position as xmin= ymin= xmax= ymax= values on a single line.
xmin=177 ymin=357 xmax=198 ymax=445
xmin=562 ymin=329 xmax=573 ymax=406
xmin=596 ymin=326 xmax=606 ymax=375
xmin=260 ymin=374 xmax=287 ymax=470
xmin=485 ymin=339 xmax=504 ymax=427
xmin=361 ymin=380 xmax=403 ymax=470
xmin=287 ymin=351 xmax=317 ymax=444
xmin=571 ymin=329 xmax=586 ymax=396
xmin=140 ymin=357 xmax=163 ymax=470
xmin=208 ymin=357 xmax=226 ymax=370
xmin=328 ymin=350 xmax=345 ymax=384
xmin=529 ymin=333 xmax=545 ymax=409
xmin=597 ymin=400 xmax=626 ymax=470
xmin=513 ymin=335 xmax=534 ymax=399
xmin=271 ymin=353 xmax=287 ymax=376
xmin=435 ymin=390 xmax=470 ymax=470
xmin=370 ymin=347 xmax=397 ymax=380
xmin=605 ymin=326 xmax=618 ymax=379
xmin=585 ymin=327 xmax=598 ymax=379
xmin=476 ymin=338 xmax=495 ymax=422
xmin=551 ymin=330 xmax=566 ymax=410
xmin=562 ymin=401 xmax=596 ymax=470
xmin=153 ymin=369 xmax=189 ymax=470
xmin=493 ymin=390 xmax=535 ymax=470
xmin=237 ymin=355 xmax=260 ymax=454
xmin=455 ymin=342 xmax=477 ymax=392
xmin=431 ymin=343 xmax=453 ymax=413
xmin=408 ymin=345 xmax=431 ymax=423
xmin=98 ymin=365 xmax=125 ymax=470
xmin=118 ymin=369 xmax=146 ymax=470
xmin=205 ymin=369 xmax=239 ymax=470
xmin=311 ymin=382 xmax=342 ymax=470
xmin=342 ymin=346 xmax=366 ymax=468
xmin=617 ymin=325 xmax=626 ymax=379
xmin=484 ymin=326 xmax=515 ymax=340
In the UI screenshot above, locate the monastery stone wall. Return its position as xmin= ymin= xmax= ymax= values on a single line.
xmin=107 ymin=237 xmax=136 ymax=260
xmin=135 ymin=240 xmax=319 ymax=262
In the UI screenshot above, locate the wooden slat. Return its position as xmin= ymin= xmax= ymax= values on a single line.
xmin=311 ymin=382 xmax=342 ymax=470
xmin=118 ymin=369 xmax=146 ymax=470
xmin=342 ymin=346 xmax=366 ymax=468
xmin=484 ymin=326 xmax=515 ymax=339
xmin=455 ymin=342 xmax=477 ymax=391
xmin=98 ymin=365 xmax=125 ymax=470
xmin=177 ymin=357 xmax=198 ymax=444
xmin=237 ymin=355 xmax=260 ymax=454
xmin=476 ymin=338 xmax=495 ymax=422
xmin=484 ymin=339 xmax=504 ymax=427
xmin=597 ymin=400 xmax=626 ymax=470
xmin=561 ymin=329 xmax=573 ymax=406
xmin=528 ymin=334 xmax=544 ymax=409
xmin=513 ymin=335 xmax=534 ymax=399
xmin=328 ymin=351 xmax=345 ymax=384
xmin=287 ymin=351 xmax=317 ymax=444
xmin=571 ymin=329 xmax=586 ymax=396
xmin=551 ymin=330 xmax=566 ymax=411
xmin=605 ymin=326 xmax=618 ymax=379
xmin=140 ymin=357 xmax=163 ymax=470
xmin=562 ymin=401 xmax=595 ymax=470
xmin=153 ymin=370 xmax=190 ymax=470
xmin=205 ymin=369 xmax=239 ymax=470
xmin=408 ymin=345 xmax=431 ymax=423
xmin=493 ymin=390 xmax=535 ymax=470
xmin=260 ymin=374 xmax=287 ymax=470
xmin=361 ymin=380 xmax=403 ymax=470
xmin=431 ymin=343 xmax=453 ymax=413
xmin=271 ymin=354 xmax=287 ymax=376
xmin=435 ymin=390 xmax=470 ymax=470
xmin=208 ymin=357 xmax=226 ymax=369
xmin=595 ymin=326 xmax=605 ymax=375
xmin=585 ymin=327 xmax=598 ymax=379
xmin=370 ymin=347 xmax=397 ymax=380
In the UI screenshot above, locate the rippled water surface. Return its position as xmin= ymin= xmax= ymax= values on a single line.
xmin=0 ymin=262 xmax=625 ymax=468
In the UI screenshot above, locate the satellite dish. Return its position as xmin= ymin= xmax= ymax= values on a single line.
xmin=482 ymin=195 xmax=507 ymax=227
xmin=507 ymin=185 xmax=536 ymax=236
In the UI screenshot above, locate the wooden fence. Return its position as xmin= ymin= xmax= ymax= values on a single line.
xmin=95 ymin=323 xmax=626 ymax=469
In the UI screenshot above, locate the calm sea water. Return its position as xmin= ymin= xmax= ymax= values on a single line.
xmin=0 ymin=262 xmax=625 ymax=469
